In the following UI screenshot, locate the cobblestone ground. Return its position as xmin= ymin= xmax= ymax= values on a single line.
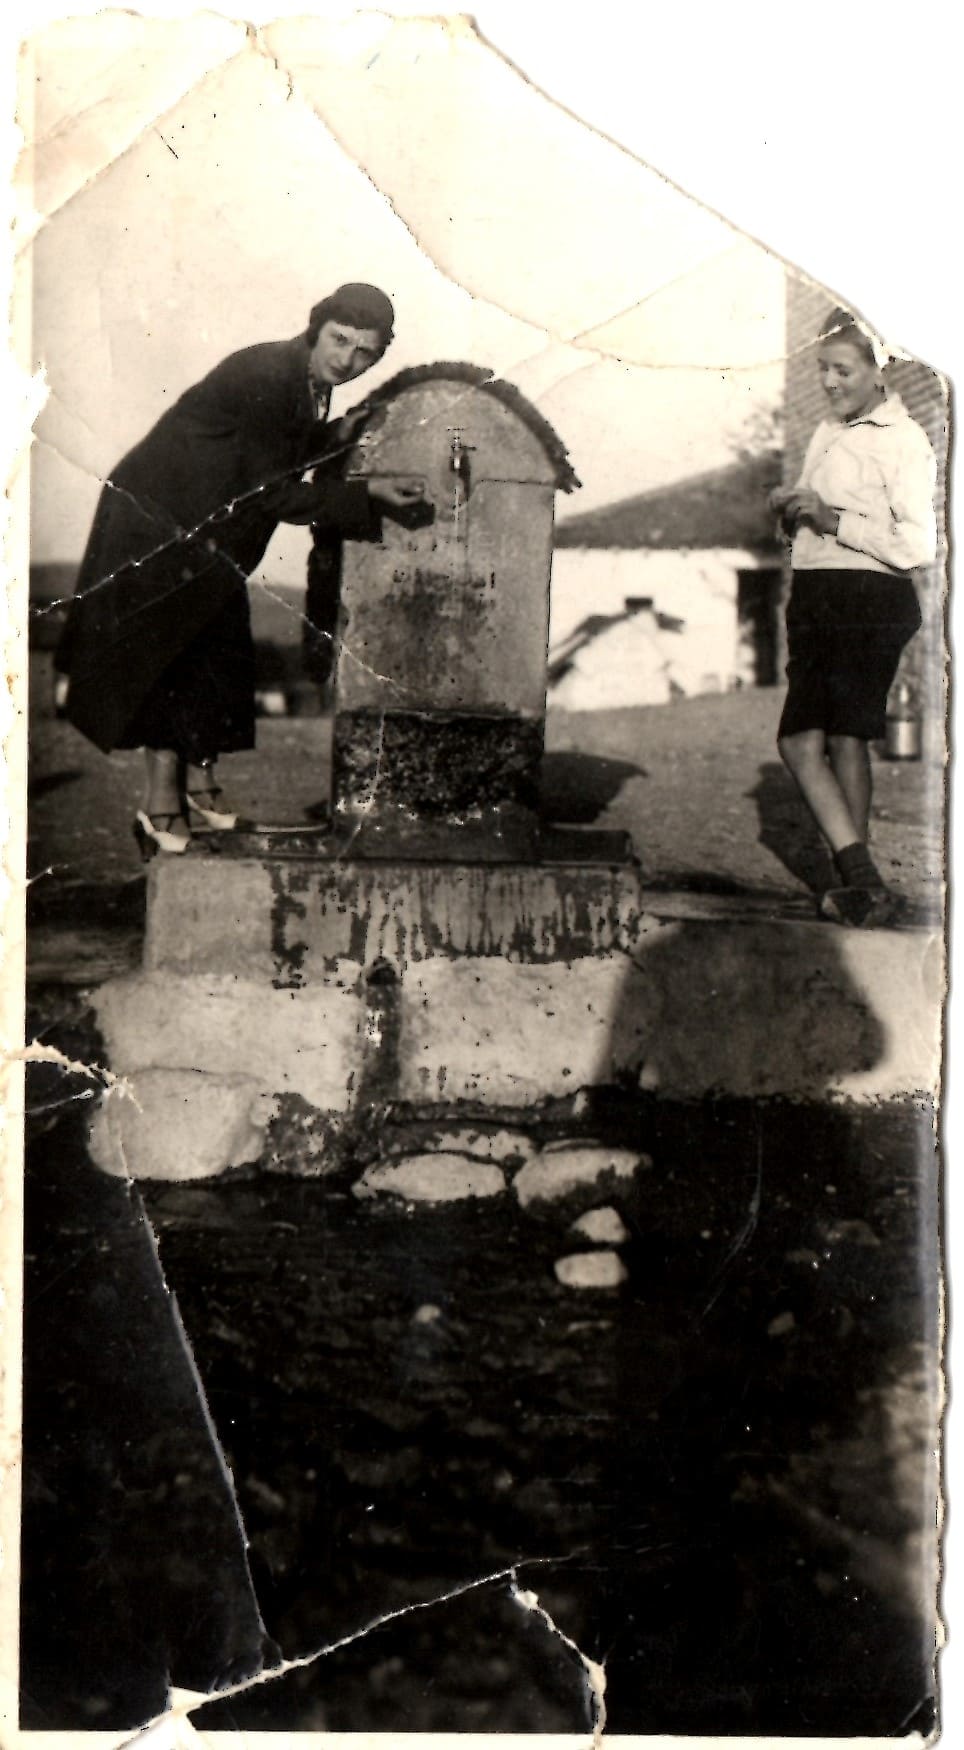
xmin=20 ymin=659 xmax=944 ymax=1734
xmin=21 ymin=1069 xmax=940 ymax=1736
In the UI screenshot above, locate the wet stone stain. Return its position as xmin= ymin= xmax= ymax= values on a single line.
xmin=355 ymin=959 xmax=403 ymax=1107
xmin=333 ymin=710 xmax=544 ymax=814
xmin=268 ymin=864 xmax=311 ymax=988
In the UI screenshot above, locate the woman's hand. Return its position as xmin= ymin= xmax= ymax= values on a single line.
xmin=368 ymin=476 xmax=435 ymax=528
xmin=328 ymin=402 xmax=373 ymax=447
xmin=368 ymin=476 xmax=429 ymax=510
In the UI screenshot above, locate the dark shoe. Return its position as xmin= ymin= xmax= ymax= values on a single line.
xmin=133 ymin=811 xmax=190 ymax=862
xmin=818 ymin=885 xmax=899 ymax=929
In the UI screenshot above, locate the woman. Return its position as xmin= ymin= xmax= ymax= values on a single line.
xmin=769 ymin=307 xmax=938 ymax=925
xmin=55 ymin=283 xmax=427 ymax=855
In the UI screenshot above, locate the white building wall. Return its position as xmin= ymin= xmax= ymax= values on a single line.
xmin=549 ymin=546 xmax=757 ymax=708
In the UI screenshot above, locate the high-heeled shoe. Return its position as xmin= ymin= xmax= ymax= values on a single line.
xmin=184 ymin=788 xmax=253 ymax=831
xmin=133 ymin=810 xmax=191 ymax=862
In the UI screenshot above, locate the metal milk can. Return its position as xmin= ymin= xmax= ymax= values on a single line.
xmin=885 ymin=679 xmax=922 ymax=760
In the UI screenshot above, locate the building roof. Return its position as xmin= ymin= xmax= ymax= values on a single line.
xmin=365 ymin=362 xmax=581 ymax=493
xmin=554 ymin=450 xmax=783 ymax=551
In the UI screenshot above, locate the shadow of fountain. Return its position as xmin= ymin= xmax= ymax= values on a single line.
xmin=536 ymin=905 xmax=939 ymax=1737
xmin=539 ymin=749 xmax=647 ymax=825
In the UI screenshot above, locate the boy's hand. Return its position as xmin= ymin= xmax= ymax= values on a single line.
xmin=778 ymin=488 xmax=840 ymax=536
xmin=769 ymin=485 xmax=801 ymax=537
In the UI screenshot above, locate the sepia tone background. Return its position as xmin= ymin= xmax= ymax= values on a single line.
xmin=4 ymin=3 xmax=959 ymax=1744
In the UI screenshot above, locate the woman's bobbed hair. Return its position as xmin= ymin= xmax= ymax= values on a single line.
xmin=307 ymin=283 xmax=395 ymax=347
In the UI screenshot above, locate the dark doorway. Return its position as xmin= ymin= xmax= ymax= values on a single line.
xmin=738 ymin=567 xmax=784 ymax=686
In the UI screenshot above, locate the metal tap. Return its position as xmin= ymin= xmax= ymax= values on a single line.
xmin=448 ymin=428 xmax=475 ymax=501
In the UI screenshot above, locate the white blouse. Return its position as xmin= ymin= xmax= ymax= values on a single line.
xmin=791 ymin=393 xmax=938 ymax=575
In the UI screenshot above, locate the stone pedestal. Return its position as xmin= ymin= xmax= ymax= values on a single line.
xmin=92 ymin=851 xmax=941 ymax=1175
xmin=90 ymin=838 xmax=650 ymax=1176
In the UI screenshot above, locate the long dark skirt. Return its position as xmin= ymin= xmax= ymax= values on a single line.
xmin=119 ymin=585 xmax=256 ymax=765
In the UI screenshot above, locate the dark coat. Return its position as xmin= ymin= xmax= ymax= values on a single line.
xmin=57 ymin=334 xmax=380 ymax=752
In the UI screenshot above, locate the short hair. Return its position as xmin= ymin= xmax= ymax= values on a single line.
xmin=817 ymin=306 xmax=878 ymax=365
xmin=307 ymin=283 xmax=395 ymax=347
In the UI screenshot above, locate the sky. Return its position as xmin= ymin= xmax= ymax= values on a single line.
xmin=23 ymin=13 xmax=786 ymax=586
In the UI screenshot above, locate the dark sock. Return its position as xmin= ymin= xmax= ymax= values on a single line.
xmin=834 ymin=841 xmax=884 ymax=889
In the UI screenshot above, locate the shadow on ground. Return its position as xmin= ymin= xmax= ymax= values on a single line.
xmin=27 ymin=768 xmax=85 ymax=803
xmin=539 ymin=749 xmax=646 ymax=824
xmin=749 ymin=760 xmax=836 ymax=894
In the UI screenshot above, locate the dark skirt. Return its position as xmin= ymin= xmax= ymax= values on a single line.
xmin=118 ymin=584 xmax=256 ymax=765
xmin=778 ymin=567 xmax=922 ymax=741
xmin=58 ymin=475 xmax=258 ymax=757
xmin=302 ymin=538 xmax=342 ymax=685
